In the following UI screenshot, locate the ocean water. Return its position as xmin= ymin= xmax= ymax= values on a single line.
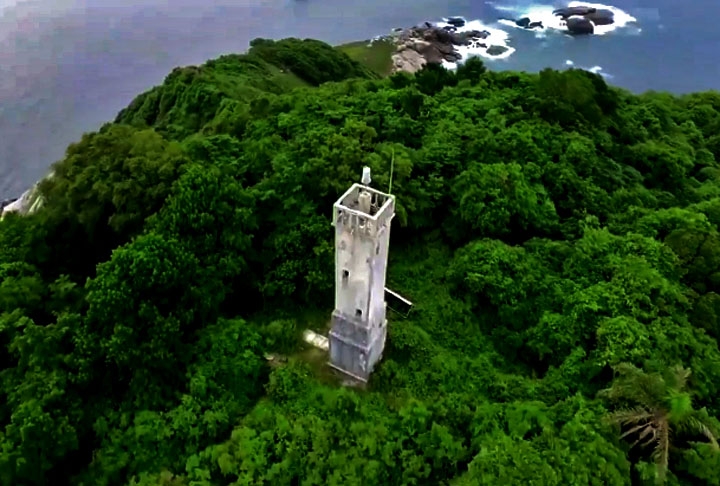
xmin=0 ymin=0 xmax=719 ymax=197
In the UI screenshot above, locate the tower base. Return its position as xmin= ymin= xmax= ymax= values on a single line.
xmin=328 ymin=311 xmax=386 ymax=383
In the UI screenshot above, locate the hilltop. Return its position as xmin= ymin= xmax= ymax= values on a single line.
xmin=1 ymin=37 xmax=720 ymax=485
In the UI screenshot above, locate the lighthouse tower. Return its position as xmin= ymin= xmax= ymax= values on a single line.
xmin=328 ymin=167 xmax=395 ymax=382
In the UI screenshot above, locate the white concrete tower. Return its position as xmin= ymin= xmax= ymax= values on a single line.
xmin=328 ymin=167 xmax=395 ymax=382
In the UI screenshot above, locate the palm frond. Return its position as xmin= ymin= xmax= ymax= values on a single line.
xmin=611 ymin=407 xmax=654 ymax=426
xmin=600 ymin=364 xmax=666 ymax=409
xmin=667 ymin=365 xmax=691 ymax=393
xmin=651 ymin=419 xmax=670 ymax=484
xmin=682 ymin=416 xmax=719 ymax=450
xmin=611 ymin=408 xmax=660 ymax=453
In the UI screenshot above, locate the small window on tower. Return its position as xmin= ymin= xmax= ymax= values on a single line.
xmin=375 ymin=244 xmax=380 ymax=255
xmin=355 ymin=309 xmax=362 ymax=317
xmin=342 ymin=269 xmax=349 ymax=282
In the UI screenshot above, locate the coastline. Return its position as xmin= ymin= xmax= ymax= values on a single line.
xmin=0 ymin=10 xmax=626 ymax=218
xmin=3 ymin=24 xmax=476 ymax=218
xmin=346 ymin=18 xmax=514 ymax=76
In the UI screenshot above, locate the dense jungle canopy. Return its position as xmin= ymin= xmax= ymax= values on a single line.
xmin=2 ymin=37 xmax=720 ymax=485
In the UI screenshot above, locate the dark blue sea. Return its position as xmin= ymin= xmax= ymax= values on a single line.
xmin=1 ymin=0 xmax=719 ymax=197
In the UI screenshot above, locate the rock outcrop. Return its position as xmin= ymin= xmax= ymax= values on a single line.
xmin=392 ymin=47 xmax=427 ymax=74
xmin=514 ymin=17 xmax=544 ymax=29
xmin=566 ymin=17 xmax=595 ymax=35
xmin=0 ymin=172 xmax=51 ymax=220
xmin=0 ymin=197 xmax=18 ymax=210
xmin=552 ymin=6 xmax=598 ymax=18
xmin=1 ymin=187 xmax=38 ymax=219
xmin=389 ymin=23 xmax=505 ymax=74
xmin=584 ymin=9 xmax=615 ymax=26
xmin=554 ymin=6 xmax=614 ymax=34
xmin=508 ymin=4 xmax=615 ymax=36
xmin=446 ymin=17 xmax=466 ymax=28
xmin=486 ymin=45 xmax=509 ymax=57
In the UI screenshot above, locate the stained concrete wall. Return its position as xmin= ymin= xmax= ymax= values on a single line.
xmin=329 ymin=183 xmax=395 ymax=381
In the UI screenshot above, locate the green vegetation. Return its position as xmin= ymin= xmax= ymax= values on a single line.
xmin=2 ymin=38 xmax=720 ymax=485
xmin=337 ymin=38 xmax=396 ymax=76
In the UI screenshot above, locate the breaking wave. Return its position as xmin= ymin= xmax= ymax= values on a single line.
xmin=495 ymin=1 xmax=639 ymax=36
xmin=432 ymin=2 xmax=640 ymax=71
xmin=436 ymin=18 xmax=516 ymax=70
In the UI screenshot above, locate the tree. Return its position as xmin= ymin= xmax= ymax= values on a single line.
xmin=3 ymin=35 xmax=720 ymax=485
xmin=450 ymin=162 xmax=559 ymax=240
xmin=78 ymin=233 xmax=216 ymax=408
xmin=599 ymin=363 xmax=719 ymax=483
xmin=455 ymin=56 xmax=486 ymax=85
xmin=35 ymin=124 xmax=189 ymax=279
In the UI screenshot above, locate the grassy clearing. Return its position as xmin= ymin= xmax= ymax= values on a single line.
xmin=263 ymin=64 xmax=310 ymax=90
xmin=337 ymin=38 xmax=396 ymax=77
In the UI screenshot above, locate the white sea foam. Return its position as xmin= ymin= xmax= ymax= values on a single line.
xmin=405 ymin=3 xmax=639 ymax=72
xmin=435 ymin=17 xmax=516 ymax=70
xmin=497 ymin=2 xmax=638 ymax=36
xmin=564 ymin=59 xmax=612 ymax=79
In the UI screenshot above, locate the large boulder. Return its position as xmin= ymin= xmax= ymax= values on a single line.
xmin=391 ymin=49 xmax=427 ymax=73
xmin=424 ymin=27 xmax=453 ymax=44
xmin=552 ymin=5 xmax=614 ymax=30
xmin=585 ymin=9 xmax=614 ymax=25
xmin=444 ymin=51 xmax=463 ymax=62
xmin=486 ymin=45 xmax=509 ymax=56
xmin=450 ymin=30 xmax=488 ymax=46
xmin=413 ymin=42 xmax=447 ymax=64
xmin=512 ymin=16 xmax=543 ymax=29
xmin=446 ymin=16 xmax=465 ymax=27
xmin=435 ymin=41 xmax=456 ymax=56
xmin=553 ymin=6 xmax=597 ymax=18
xmin=566 ymin=16 xmax=595 ymax=35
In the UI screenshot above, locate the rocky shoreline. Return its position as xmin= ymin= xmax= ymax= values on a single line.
xmin=0 ymin=174 xmax=48 ymax=220
xmin=2 ymin=26 xmax=489 ymax=217
xmin=0 ymin=197 xmax=18 ymax=211
xmin=383 ymin=5 xmax=623 ymax=73
xmin=503 ymin=5 xmax=618 ymax=36
xmin=381 ymin=19 xmax=510 ymax=74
